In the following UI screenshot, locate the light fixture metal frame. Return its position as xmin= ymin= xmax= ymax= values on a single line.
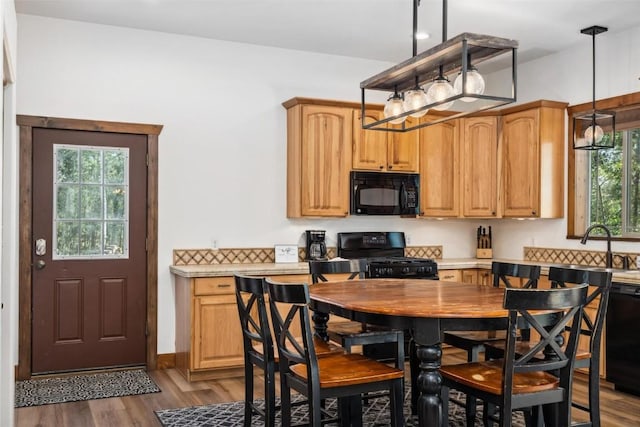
xmin=573 ymin=25 xmax=616 ymax=150
xmin=360 ymin=0 xmax=518 ymax=133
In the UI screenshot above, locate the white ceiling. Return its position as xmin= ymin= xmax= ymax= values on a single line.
xmin=14 ymin=0 xmax=640 ymax=67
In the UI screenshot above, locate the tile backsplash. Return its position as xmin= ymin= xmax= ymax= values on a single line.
xmin=173 ymin=246 xmax=443 ymax=266
xmin=524 ymin=246 xmax=638 ymax=269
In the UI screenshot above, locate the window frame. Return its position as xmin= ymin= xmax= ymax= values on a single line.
xmin=568 ymin=90 xmax=640 ymax=240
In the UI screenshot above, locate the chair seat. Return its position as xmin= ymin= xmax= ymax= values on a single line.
xmin=440 ymin=360 xmax=560 ymax=395
xmin=328 ymin=321 xmax=402 ymax=346
xmin=444 ymin=330 xmax=513 ymax=348
xmin=289 ymin=352 xmax=404 ymax=388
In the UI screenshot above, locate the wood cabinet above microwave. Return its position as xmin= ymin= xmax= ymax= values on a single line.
xmin=353 ymin=109 xmax=419 ymax=172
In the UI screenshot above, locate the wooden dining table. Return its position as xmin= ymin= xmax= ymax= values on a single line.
xmin=308 ymin=278 xmax=559 ymax=427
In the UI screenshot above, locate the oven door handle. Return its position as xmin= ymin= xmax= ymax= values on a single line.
xmin=612 ymin=284 xmax=640 ymax=296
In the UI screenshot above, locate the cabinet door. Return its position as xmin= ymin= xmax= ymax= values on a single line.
xmin=353 ymin=109 xmax=388 ymax=171
xmin=387 ymin=117 xmax=419 ymax=172
xmin=193 ymin=293 xmax=244 ymax=370
xmin=419 ymin=118 xmax=460 ymax=217
xmin=477 ymin=270 xmax=493 ymax=286
xmin=461 ymin=269 xmax=478 ymax=284
xmin=461 ymin=117 xmax=498 ymax=217
xmin=502 ymin=109 xmax=540 ymax=217
xmin=300 ymin=105 xmax=352 ymax=216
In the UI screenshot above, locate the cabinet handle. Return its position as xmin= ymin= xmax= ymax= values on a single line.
xmin=388 ymin=165 xmax=393 ymax=169
xmin=379 ymin=165 xmax=384 ymax=170
xmin=217 ymin=284 xmax=231 ymax=288
xmin=532 ymin=210 xmax=536 ymax=215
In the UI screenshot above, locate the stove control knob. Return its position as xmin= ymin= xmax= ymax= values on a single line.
xmin=402 ymin=267 xmax=410 ymax=274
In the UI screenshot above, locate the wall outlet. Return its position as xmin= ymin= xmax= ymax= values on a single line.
xmin=211 ymin=238 xmax=218 ymax=250
xmin=636 ymin=255 xmax=640 ymax=269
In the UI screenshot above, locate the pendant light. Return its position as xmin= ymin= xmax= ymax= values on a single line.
xmin=573 ymin=26 xmax=615 ymax=150
xmin=453 ymin=54 xmax=486 ymax=102
xmin=384 ymin=88 xmax=407 ymax=124
xmin=360 ymin=0 xmax=518 ymax=132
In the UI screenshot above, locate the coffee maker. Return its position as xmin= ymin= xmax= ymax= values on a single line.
xmin=305 ymin=230 xmax=327 ymax=260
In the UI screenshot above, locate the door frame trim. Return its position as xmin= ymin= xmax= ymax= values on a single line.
xmin=17 ymin=115 xmax=162 ymax=379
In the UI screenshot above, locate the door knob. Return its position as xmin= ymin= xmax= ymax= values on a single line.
xmin=34 ymin=260 xmax=46 ymax=270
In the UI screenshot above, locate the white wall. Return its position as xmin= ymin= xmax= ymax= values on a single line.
xmin=14 ymin=14 xmax=640 ymax=359
xmin=2 ymin=1 xmax=17 ymax=425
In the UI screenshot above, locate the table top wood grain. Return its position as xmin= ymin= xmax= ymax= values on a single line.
xmin=309 ymin=278 xmax=511 ymax=318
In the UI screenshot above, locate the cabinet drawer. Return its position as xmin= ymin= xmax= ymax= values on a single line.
xmin=440 ymin=270 xmax=462 ymax=282
xmin=194 ymin=277 xmax=234 ymax=295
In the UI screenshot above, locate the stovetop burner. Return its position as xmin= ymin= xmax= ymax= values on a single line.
xmin=366 ymin=256 xmax=434 ymax=265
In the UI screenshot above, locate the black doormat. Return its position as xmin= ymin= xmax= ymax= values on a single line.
xmin=15 ymin=369 xmax=161 ymax=407
xmin=155 ymin=388 xmax=525 ymax=427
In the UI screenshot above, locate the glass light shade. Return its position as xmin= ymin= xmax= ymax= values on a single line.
xmin=453 ymin=68 xmax=485 ymax=102
xmin=426 ymin=77 xmax=454 ymax=111
xmin=384 ymin=94 xmax=406 ymax=124
xmin=584 ymin=124 xmax=604 ymax=144
xmin=402 ymin=89 xmax=428 ymax=118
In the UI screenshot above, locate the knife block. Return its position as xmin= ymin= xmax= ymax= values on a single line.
xmin=476 ymin=248 xmax=493 ymax=259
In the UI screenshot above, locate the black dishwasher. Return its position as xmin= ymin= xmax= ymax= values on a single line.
xmin=606 ymin=282 xmax=640 ymax=396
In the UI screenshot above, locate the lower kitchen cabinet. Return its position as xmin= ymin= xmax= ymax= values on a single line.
xmin=441 ymin=268 xmax=491 ymax=285
xmin=175 ymin=274 xmax=309 ymax=381
xmin=439 ymin=269 xmax=462 ymax=282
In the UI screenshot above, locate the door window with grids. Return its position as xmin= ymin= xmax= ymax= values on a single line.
xmin=53 ymin=144 xmax=129 ymax=259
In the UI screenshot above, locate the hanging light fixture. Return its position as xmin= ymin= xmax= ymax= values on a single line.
xmin=360 ymin=0 xmax=518 ymax=132
xmin=573 ymin=26 xmax=615 ymax=150
xmin=453 ymin=54 xmax=486 ymax=102
xmin=384 ymin=88 xmax=407 ymax=124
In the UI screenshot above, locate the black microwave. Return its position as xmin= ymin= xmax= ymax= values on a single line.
xmin=350 ymin=171 xmax=420 ymax=216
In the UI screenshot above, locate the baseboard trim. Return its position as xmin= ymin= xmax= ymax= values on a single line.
xmin=157 ymin=353 xmax=176 ymax=370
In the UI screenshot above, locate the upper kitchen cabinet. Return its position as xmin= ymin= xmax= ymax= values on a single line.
xmin=501 ymin=101 xmax=567 ymax=218
xmin=419 ymin=117 xmax=460 ymax=217
xmin=283 ymin=98 xmax=353 ymax=217
xmin=419 ymin=115 xmax=498 ymax=218
xmin=353 ymin=109 xmax=419 ymax=172
xmin=461 ymin=116 xmax=498 ymax=217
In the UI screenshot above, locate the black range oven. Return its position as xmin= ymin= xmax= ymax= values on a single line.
xmin=337 ymin=231 xmax=438 ymax=280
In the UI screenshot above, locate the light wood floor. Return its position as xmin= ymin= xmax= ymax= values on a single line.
xmin=15 ymin=349 xmax=640 ymax=427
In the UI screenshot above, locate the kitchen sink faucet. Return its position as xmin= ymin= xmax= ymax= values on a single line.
xmin=580 ymin=223 xmax=613 ymax=268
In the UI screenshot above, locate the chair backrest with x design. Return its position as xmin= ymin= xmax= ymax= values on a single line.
xmin=492 ymin=261 xmax=541 ymax=289
xmin=547 ymin=267 xmax=612 ymax=359
xmin=309 ymin=259 xmax=367 ymax=284
xmin=234 ymin=273 xmax=278 ymax=426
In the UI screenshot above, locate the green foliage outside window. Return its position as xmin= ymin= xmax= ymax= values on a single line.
xmin=589 ymin=129 xmax=640 ymax=236
xmin=54 ymin=145 xmax=129 ymax=258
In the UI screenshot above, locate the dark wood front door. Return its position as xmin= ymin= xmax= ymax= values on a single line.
xmin=31 ymin=128 xmax=148 ymax=374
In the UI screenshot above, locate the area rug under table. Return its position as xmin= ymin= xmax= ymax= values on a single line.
xmin=15 ymin=369 xmax=161 ymax=407
xmin=155 ymin=388 xmax=525 ymax=427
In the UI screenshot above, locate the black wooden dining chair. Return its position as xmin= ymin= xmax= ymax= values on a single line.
xmin=265 ymin=277 xmax=405 ymax=427
xmin=234 ymin=273 xmax=340 ymax=426
xmin=443 ymin=261 xmax=541 ymax=425
xmin=486 ymin=266 xmax=613 ymax=427
xmin=441 ymin=284 xmax=589 ymax=427
xmin=309 ymin=259 xmax=405 ymax=370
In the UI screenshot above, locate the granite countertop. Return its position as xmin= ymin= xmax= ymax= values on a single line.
xmin=170 ymin=258 xmax=640 ymax=285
